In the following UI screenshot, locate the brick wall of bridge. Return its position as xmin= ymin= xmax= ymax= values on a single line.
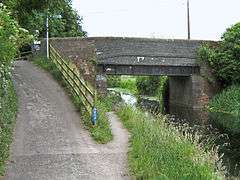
xmin=168 ymin=62 xmax=220 ymax=115
xmin=49 ymin=38 xmax=97 ymax=88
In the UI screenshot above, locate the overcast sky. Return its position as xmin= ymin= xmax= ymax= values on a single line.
xmin=72 ymin=0 xmax=240 ymax=40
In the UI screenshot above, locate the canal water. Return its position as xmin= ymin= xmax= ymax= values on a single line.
xmin=108 ymin=88 xmax=240 ymax=178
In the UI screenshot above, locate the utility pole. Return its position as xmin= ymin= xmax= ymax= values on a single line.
xmin=187 ymin=0 xmax=191 ymax=40
xmin=46 ymin=14 xmax=49 ymax=59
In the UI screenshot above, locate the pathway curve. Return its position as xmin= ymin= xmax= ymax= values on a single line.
xmin=6 ymin=61 xmax=129 ymax=180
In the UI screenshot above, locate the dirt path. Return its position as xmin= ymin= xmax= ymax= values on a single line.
xmin=6 ymin=61 xmax=129 ymax=180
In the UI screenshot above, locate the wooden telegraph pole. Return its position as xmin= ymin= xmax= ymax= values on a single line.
xmin=187 ymin=0 xmax=191 ymax=40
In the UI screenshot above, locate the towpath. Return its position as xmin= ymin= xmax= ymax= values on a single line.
xmin=6 ymin=61 xmax=129 ymax=180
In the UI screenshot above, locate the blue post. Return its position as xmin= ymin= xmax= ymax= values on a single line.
xmin=91 ymin=106 xmax=98 ymax=126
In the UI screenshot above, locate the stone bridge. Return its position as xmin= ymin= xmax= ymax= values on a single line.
xmin=49 ymin=37 xmax=219 ymax=118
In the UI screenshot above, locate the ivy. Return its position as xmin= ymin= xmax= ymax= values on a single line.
xmin=198 ymin=22 xmax=240 ymax=86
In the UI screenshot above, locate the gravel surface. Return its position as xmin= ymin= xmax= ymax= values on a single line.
xmin=5 ymin=61 xmax=130 ymax=180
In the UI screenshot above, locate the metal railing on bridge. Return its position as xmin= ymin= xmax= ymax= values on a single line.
xmin=49 ymin=44 xmax=97 ymax=117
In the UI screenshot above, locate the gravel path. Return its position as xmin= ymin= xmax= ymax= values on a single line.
xmin=6 ymin=61 xmax=130 ymax=180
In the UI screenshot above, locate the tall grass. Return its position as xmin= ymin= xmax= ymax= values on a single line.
xmin=0 ymin=79 xmax=17 ymax=175
xmin=117 ymin=106 xmax=224 ymax=179
xmin=33 ymin=56 xmax=113 ymax=144
xmin=208 ymin=85 xmax=240 ymax=115
xmin=208 ymin=85 xmax=240 ymax=134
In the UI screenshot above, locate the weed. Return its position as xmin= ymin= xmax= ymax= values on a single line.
xmin=117 ymin=105 xmax=225 ymax=179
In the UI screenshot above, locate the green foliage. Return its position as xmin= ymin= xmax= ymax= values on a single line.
xmin=87 ymin=96 xmax=119 ymax=144
xmin=3 ymin=0 xmax=86 ymax=38
xmin=136 ymin=76 xmax=160 ymax=96
xmin=119 ymin=76 xmax=137 ymax=94
xmin=0 ymin=80 xmax=17 ymax=176
xmin=0 ymin=5 xmax=32 ymax=62
xmin=34 ymin=56 xmax=113 ymax=144
xmin=208 ymin=85 xmax=240 ymax=134
xmin=198 ymin=22 xmax=240 ymax=86
xmin=117 ymin=106 xmax=224 ymax=179
xmin=107 ymin=76 xmax=137 ymax=94
xmin=157 ymin=76 xmax=168 ymax=113
xmin=0 ymin=5 xmax=32 ymax=94
xmin=107 ymin=75 xmax=121 ymax=88
xmin=70 ymin=94 xmax=114 ymax=144
xmin=208 ymin=85 xmax=240 ymax=115
xmin=0 ymin=5 xmax=31 ymax=176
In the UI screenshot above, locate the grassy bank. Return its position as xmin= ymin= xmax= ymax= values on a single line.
xmin=117 ymin=106 xmax=223 ymax=179
xmin=33 ymin=56 xmax=113 ymax=144
xmin=0 ymin=79 xmax=18 ymax=175
xmin=208 ymin=85 xmax=240 ymax=134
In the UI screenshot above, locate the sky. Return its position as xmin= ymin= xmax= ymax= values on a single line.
xmin=72 ymin=0 xmax=240 ymax=40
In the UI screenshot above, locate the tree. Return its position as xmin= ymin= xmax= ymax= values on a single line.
xmin=2 ymin=0 xmax=86 ymax=37
xmin=199 ymin=22 xmax=240 ymax=86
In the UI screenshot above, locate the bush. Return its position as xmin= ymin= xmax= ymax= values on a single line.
xmin=0 ymin=80 xmax=17 ymax=175
xmin=0 ymin=5 xmax=31 ymax=175
xmin=119 ymin=76 xmax=137 ymax=94
xmin=198 ymin=22 xmax=240 ymax=86
xmin=107 ymin=75 xmax=121 ymax=88
xmin=136 ymin=76 xmax=160 ymax=96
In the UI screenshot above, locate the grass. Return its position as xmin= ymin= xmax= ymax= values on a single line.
xmin=119 ymin=76 xmax=137 ymax=94
xmin=33 ymin=56 xmax=113 ymax=144
xmin=0 ymin=79 xmax=18 ymax=176
xmin=208 ymin=85 xmax=240 ymax=115
xmin=208 ymin=85 xmax=240 ymax=134
xmin=117 ymin=105 xmax=224 ymax=179
xmin=107 ymin=75 xmax=137 ymax=94
xmin=72 ymin=94 xmax=118 ymax=144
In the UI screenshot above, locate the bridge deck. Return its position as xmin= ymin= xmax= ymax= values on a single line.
xmin=50 ymin=37 xmax=209 ymax=76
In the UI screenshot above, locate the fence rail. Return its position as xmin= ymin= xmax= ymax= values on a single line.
xmin=49 ymin=44 xmax=96 ymax=116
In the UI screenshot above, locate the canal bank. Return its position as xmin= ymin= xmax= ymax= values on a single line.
xmin=108 ymin=87 xmax=240 ymax=178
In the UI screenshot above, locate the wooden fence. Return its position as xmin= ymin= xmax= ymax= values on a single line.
xmin=49 ymin=44 xmax=96 ymax=116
